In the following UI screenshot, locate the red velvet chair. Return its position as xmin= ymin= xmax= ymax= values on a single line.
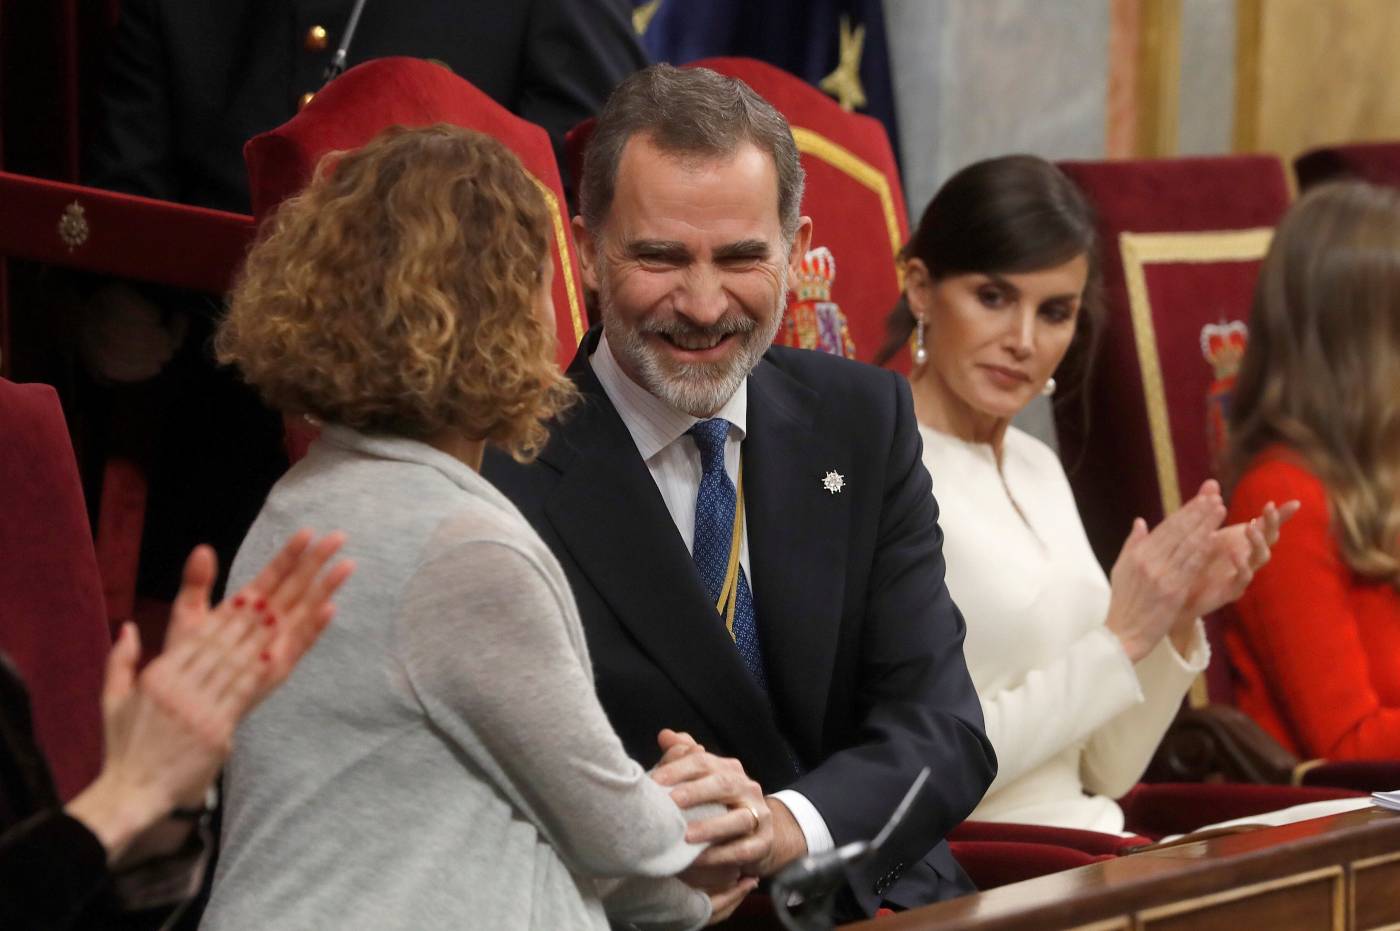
xmin=949 ymin=820 xmax=1148 ymax=857
xmin=243 ymin=56 xmax=587 ymax=462
xmin=1294 ymin=140 xmax=1400 ymax=191
xmin=0 ymin=377 xmax=112 ymax=800
xmin=564 ymin=56 xmax=910 ymax=366
xmin=1116 ymin=782 xmax=1366 ymax=841
xmin=0 ymin=170 xmax=254 ymax=639
xmin=948 ymin=841 xmax=1114 ymax=892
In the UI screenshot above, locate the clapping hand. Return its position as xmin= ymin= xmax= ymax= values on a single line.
xmin=1181 ymin=499 xmax=1299 ymax=621
xmin=1106 ymin=482 xmax=1226 ymax=662
xmin=165 ymin=530 xmax=352 ymax=707
xmin=67 ymin=533 xmax=352 ymax=864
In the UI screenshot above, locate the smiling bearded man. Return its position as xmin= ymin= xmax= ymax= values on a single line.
xmin=484 ymin=63 xmax=994 ymax=922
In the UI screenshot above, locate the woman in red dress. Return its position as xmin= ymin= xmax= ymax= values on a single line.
xmin=1226 ymin=180 xmax=1400 ymax=760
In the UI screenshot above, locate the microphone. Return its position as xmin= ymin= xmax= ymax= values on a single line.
xmin=770 ymin=767 xmax=931 ymax=930
xmin=323 ymin=0 xmax=370 ymax=84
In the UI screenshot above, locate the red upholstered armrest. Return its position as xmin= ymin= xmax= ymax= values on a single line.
xmin=949 ymin=820 xmax=1148 ymax=856
xmin=1118 ymin=782 xmax=1365 ymax=840
xmin=0 ymin=171 xmax=254 ymax=291
xmin=1297 ymin=760 xmax=1400 ymax=793
xmin=948 ymin=841 xmax=1112 ymax=891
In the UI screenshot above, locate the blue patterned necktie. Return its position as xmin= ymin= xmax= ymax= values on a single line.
xmin=688 ymin=419 xmax=768 ymax=690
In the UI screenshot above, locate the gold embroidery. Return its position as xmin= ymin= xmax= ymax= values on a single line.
xmin=632 ymin=0 xmax=662 ymax=36
xmin=819 ymin=16 xmax=868 ymax=112
xmin=1119 ymin=227 xmax=1272 ymax=516
xmin=58 ymin=201 xmax=89 ymax=251
xmin=788 ymin=126 xmax=902 ymax=287
xmin=528 ymin=178 xmax=585 ymax=344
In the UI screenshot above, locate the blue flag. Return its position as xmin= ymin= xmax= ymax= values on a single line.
xmin=632 ymin=0 xmax=900 ymax=164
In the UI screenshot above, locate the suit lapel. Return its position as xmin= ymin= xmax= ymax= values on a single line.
xmin=539 ymin=343 xmax=795 ymax=780
xmin=744 ymin=359 xmax=851 ymax=763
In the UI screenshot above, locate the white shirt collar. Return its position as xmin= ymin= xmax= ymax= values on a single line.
xmin=591 ymin=331 xmax=748 ymax=461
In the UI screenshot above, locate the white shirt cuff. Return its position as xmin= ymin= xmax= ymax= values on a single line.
xmin=769 ymin=789 xmax=834 ymax=855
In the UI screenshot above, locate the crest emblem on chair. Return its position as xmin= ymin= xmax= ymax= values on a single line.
xmin=1201 ymin=320 xmax=1248 ymax=467
xmin=779 ymin=246 xmax=856 ymax=358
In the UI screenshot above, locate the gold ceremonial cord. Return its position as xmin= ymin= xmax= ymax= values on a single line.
xmin=715 ymin=465 xmax=745 ymax=641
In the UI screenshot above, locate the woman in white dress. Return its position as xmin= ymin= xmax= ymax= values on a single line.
xmin=876 ymin=155 xmax=1293 ymax=834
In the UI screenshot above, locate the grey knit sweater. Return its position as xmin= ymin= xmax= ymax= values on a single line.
xmin=201 ymin=426 xmax=711 ymax=930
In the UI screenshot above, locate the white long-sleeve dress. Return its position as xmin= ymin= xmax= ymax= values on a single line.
xmin=920 ymin=424 xmax=1208 ymax=833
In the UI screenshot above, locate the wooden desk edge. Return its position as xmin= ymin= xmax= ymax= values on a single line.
xmin=844 ymin=807 xmax=1400 ymax=930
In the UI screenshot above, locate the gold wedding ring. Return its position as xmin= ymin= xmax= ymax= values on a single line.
xmin=743 ymin=803 xmax=762 ymax=834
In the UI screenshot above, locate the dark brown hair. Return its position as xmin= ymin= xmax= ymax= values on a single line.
xmin=579 ymin=63 xmax=805 ymax=243
xmin=875 ymin=155 xmax=1102 ymax=404
xmin=1226 ymin=181 xmax=1400 ymax=586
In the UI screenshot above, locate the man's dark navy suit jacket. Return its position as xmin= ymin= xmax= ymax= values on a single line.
xmin=485 ymin=329 xmax=996 ymax=916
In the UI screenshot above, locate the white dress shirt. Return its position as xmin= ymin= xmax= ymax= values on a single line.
xmin=591 ymin=334 xmax=834 ymax=855
xmin=919 ymin=423 xmax=1208 ymax=834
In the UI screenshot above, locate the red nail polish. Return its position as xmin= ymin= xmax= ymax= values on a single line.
xmin=232 ymin=595 xmax=247 ymax=609
xmin=254 ymin=598 xmax=268 ymax=611
xmin=263 ymin=613 xmax=277 ymax=627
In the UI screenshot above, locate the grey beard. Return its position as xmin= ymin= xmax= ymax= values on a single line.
xmin=600 ymin=274 xmax=786 ymax=418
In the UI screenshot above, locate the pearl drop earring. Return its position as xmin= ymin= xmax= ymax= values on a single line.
xmin=1041 ymin=376 xmax=1057 ymax=397
xmin=913 ymin=316 xmax=928 ymax=366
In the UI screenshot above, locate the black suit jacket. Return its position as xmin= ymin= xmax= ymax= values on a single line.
xmin=87 ymin=0 xmax=646 ymax=213
xmin=0 ymin=655 xmax=154 ymax=930
xmin=485 ymin=331 xmax=996 ymax=916
xmin=77 ymin=0 xmax=644 ymax=599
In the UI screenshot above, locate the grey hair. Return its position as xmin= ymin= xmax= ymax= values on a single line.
xmin=579 ymin=63 xmax=806 ymax=242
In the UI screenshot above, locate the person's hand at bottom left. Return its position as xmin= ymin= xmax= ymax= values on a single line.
xmin=65 ymin=534 xmax=352 ymax=864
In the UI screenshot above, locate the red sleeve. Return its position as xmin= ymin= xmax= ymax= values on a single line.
xmin=1230 ymin=459 xmax=1400 ymax=759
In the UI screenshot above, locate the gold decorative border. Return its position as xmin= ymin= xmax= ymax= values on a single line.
xmin=1353 ymin=850 xmax=1400 ymax=872
xmin=1136 ymin=865 xmax=1344 ymax=929
xmin=530 ymin=178 xmax=585 ymax=343
xmin=1119 ymin=227 xmax=1273 ymax=516
xmin=789 ymin=125 xmax=904 ymax=287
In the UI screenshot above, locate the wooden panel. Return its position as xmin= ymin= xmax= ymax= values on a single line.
xmin=1139 ymin=868 xmax=1341 ymax=931
xmin=1354 ymin=852 xmax=1400 ymax=930
xmin=850 ymin=808 xmax=1400 ymax=931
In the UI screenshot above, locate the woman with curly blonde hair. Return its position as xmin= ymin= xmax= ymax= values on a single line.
xmin=1225 ymin=180 xmax=1400 ymax=762
xmin=202 ymin=125 xmax=733 ymax=930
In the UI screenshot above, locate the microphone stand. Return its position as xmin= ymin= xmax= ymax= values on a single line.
xmin=770 ymin=767 xmax=932 ymax=931
xmin=323 ymin=0 xmax=369 ymax=84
